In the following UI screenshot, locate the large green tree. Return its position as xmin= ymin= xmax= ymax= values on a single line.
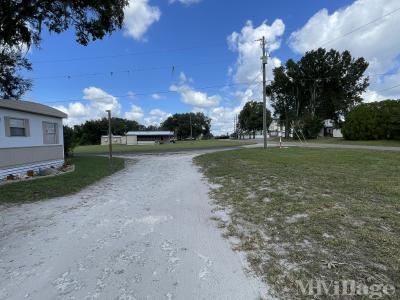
xmin=238 ymin=101 xmax=272 ymax=138
xmin=161 ymin=112 xmax=211 ymax=140
xmin=267 ymin=48 xmax=369 ymax=138
xmin=0 ymin=0 xmax=129 ymax=99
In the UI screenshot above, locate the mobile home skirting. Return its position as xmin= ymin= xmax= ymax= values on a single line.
xmin=0 ymin=145 xmax=64 ymax=176
xmin=0 ymin=159 xmax=64 ymax=179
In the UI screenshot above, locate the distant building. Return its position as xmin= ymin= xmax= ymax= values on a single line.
xmin=126 ymin=131 xmax=175 ymax=145
xmin=319 ymin=119 xmax=343 ymax=138
xmin=101 ymin=135 xmax=127 ymax=146
xmin=0 ymin=99 xmax=67 ymax=179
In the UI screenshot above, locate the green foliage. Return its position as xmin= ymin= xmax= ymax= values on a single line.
xmin=0 ymin=47 xmax=32 ymax=99
xmin=342 ymin=100 xmax=400 ymax=140
xmin=0 ymin=0 xmax=129 ymax=98
xmin=268 ymin=48 xmax=369 ymax=138
xmin=238 ymin=101 xmax=272 ymax=136
xmin=161 ymin=112 xmax=211 ymax=140
xmin=63 ymin=126 xmax=77 ymax=157
xmin=300 ymin=116 xmax=323 ymax=139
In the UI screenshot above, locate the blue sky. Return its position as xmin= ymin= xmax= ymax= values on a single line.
xmin=24 ymin=0 xmax=400 ymax=134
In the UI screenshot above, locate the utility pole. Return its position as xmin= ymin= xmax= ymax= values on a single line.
xmin=106 ymin=110 xmax=112 ymax=161
xmin=259 ymin=36 xmax=268 ymax=149
xmin=189 ymin=113 xmax=193 ymax=140
xmin=233 ymin=115 xmax=236 ymax=139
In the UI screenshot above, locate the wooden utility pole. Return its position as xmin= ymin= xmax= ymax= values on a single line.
xmin=106 ymin=110 xmax=112 ymax=161
xmin=259 ymin=36 xmax=268 ymax=149
xmin=190 ymin=114 xmax=193 ymax=140
xmin=233 ymin=115 xmax=236 ymax=139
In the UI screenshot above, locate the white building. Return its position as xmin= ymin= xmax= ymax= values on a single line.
xmin=126 ymin=131 xmax=174 ymax=145
xmin=0 ymin=99 xmax=67 ymax=179
xmin=319 ymin=119 xmax=343 ymax=138
xmin=100 ymin=135 xmax=127 ymax=146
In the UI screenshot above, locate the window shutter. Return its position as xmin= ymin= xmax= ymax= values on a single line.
xmin=24 ymin=119 xmax=30 ymax=136
xmin=4 ymin=116 xmax=11 ymax=137
xmin=55 ymin=123 xmax=59 ymax=144
xmin=42 ymin=121 xmax=46 ymax=144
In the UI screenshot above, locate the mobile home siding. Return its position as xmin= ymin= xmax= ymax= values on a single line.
xmin=0 ymin=106 xmax=65 ymax=179
xmin=0 ymin=108 xmax=63 ymax=149
xmin=0 ymin=145 xmax=64 ymax=169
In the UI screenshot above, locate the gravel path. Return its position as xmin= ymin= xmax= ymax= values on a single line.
xmin=0 ymin=152 xmax=270 ymax=300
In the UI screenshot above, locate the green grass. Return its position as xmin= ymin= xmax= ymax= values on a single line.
xmin=0 ymin=156 xmax=125 ymax=203
xmin=275 ymin=137 xmax=400 ymax=147
xmin=74 ymin=139 xmax=255 ymax=154
xmin=195 ymin=148 xmax=400 ymax=299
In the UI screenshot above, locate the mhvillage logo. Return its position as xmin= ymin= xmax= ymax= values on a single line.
xmin=296 ymin=278 xmax=396 ymax=299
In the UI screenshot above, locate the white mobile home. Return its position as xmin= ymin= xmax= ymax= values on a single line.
xmin=0 ymin=99 xmax=67 ymax=179
xmin=126 ymin=131 xmax=174 ymax=145
xmin=100 ymin=135 xmax=127 ymax=145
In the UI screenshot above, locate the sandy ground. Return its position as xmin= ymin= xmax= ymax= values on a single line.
xmin=0 ymin=152 xmax=271 ymax=300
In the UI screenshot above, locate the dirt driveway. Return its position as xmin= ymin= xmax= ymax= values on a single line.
xmin=0 ymin=152 xmax=270 ymax=300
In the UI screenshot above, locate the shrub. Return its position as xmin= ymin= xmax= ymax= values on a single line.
xmin=301 ymin=116 xmax=323 ymax=139
xmin=342 ymin=100 xmax=400 ymax=140
xmin=63 ymin=126 xmax=77 ymax=157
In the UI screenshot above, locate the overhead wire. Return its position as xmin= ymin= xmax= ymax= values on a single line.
xmin=35 ymin=79 xmax=262 ymax=105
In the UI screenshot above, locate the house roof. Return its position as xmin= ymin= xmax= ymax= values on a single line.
xmin=101 ymin=135 xmax=123 ymax=138
xmin=126 ymin=131 xmax=174 ymax=136
xmin=0 ymin=99 xmax=67 ymax=118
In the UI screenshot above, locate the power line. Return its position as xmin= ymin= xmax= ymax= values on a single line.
xmin=375 ymin=82 xmax=400 ymax=93
xmin=321 ymin=7 xmax=400 ymax=46
xmin=34 ymin=80 xmax=262 ymax=104
xmin=28 ymin=59 xmax=233 ymax=80
xmin=31 ymin=42 xmax=226 ymax=64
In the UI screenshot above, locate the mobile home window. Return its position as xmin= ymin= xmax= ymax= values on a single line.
xmin=6 ymin=117 xmax=29 ymax=137
xmin=43 ymin=122 xmax=58 ymax=144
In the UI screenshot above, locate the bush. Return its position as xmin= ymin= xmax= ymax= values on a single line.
xmin=301 ymin=116 xmax=323 ymax=139
xmin=342 ymin=100 xmax=400 ymax=140
xmin=63 ymin=126 xmax=77 ymax=157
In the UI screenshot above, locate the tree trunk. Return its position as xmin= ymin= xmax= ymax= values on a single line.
xmin=285 ymin=119 xmax=290 ymax=138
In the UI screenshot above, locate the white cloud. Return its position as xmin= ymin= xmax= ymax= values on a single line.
xmin=151 ymin=93 xmax=163 ymax=100
xmin=228 ymin=19 xmax=285 ymax=84
xmin=123 ymin=0 xmax=161 ymax=40
xmin=127 ymin=91 xmax=136 ymax=99
xmin=124 ymin=104 xmax=144 ymax=121
xmin=289 ymin=0 xmax=400 ymax=100
xmin=169 ymin=0 xmax=201 ymax=5
xmin=55 ymin=87 xmax=121 ymax=126
xmin=208 ymin=106 xmax=242 ymax=136
xmin=170 ymin=72 xmax=221 ymax=107
xmin=143 ymin=108 xmax=171 ymax=126
xmin=211 ymin=20 xmax=284 ymax=135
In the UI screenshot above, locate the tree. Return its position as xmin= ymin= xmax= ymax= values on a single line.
xmin=161 ymin=112 xmax=211 ymax=140
xmin=267 ymin=48 xmax=369 ymax=138
xmin=342 ymin=100 xmax=400 ymax=140
xmin=238 ymin=101 xmax=272 ymax=138
xmin=63 ymin=125 xmax=77 ymax=157
xmin=0 ymin=0 xmax=129 ymax=99
xmin=0 ymin=47 xmax=32 ymax=99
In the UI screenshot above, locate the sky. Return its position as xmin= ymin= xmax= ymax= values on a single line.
xmin=23 ymin=0 xmax=400 ymax=135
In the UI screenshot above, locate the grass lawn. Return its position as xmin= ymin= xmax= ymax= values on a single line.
xmin=0 ymin=156 xmax=125 ymax=203
xmin=74 ymin=139 xmax=255 ymax=154
xmin=195 ymin=148 xmax=400 ymax=299
xmin=275 ymin=137 xmax=400 ymax=147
